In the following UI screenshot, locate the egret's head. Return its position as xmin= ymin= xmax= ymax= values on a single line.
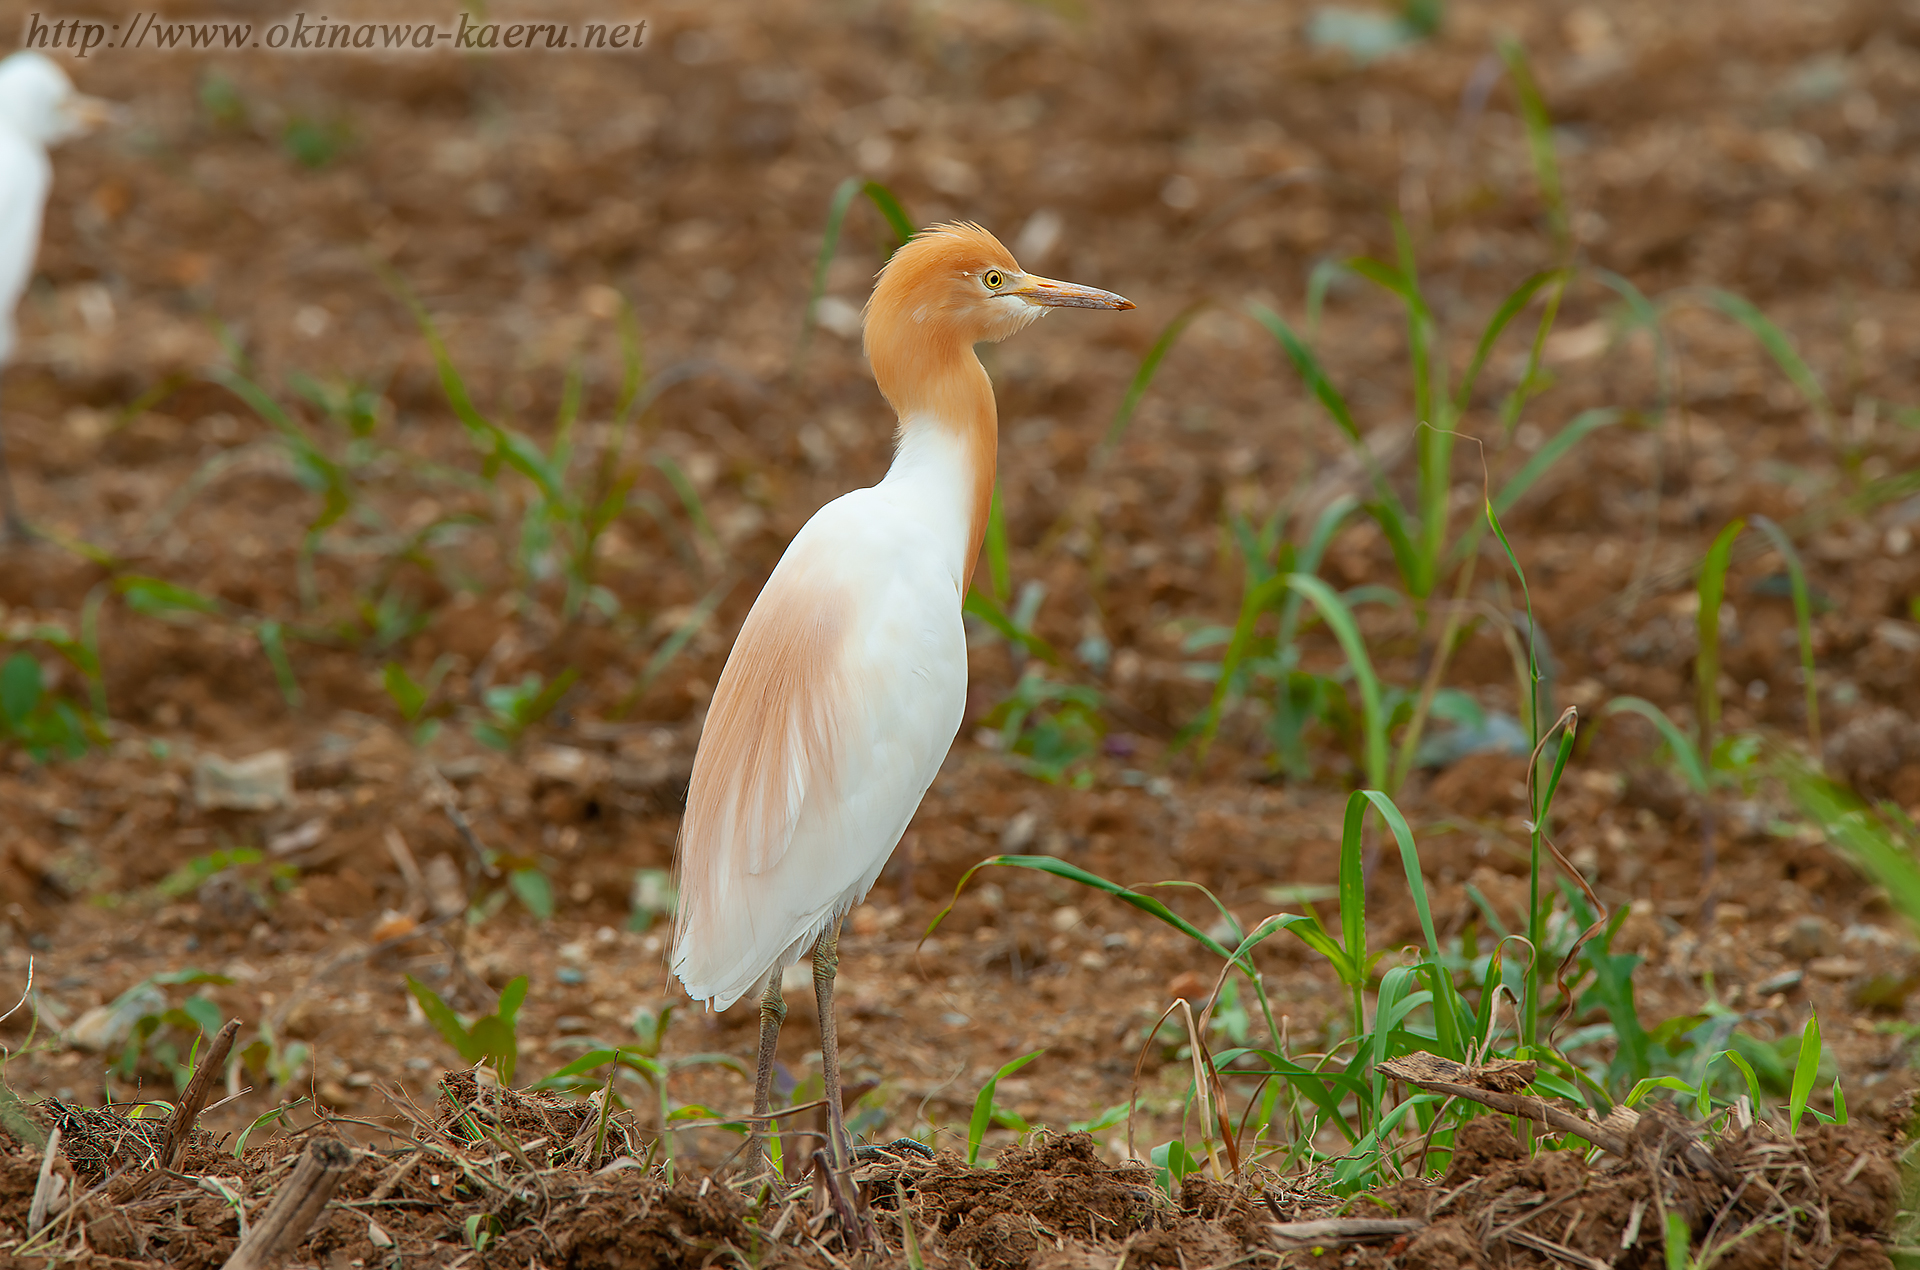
xmin=864 ymin=222 xmax=1133 ymax=351
xmin=0 ymin=52 xmax=113 ymax=147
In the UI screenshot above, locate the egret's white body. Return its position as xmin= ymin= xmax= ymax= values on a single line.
xmin=667 ymin=222 xmax=1132 ymax=1187
xmin=0 ymin=52 xmax=111 ymax=539
xmin=671 ymin=422 xmax=974 ymax=1009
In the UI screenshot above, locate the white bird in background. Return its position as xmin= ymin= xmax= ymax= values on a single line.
xmin=0 ymin=51 xmax=113 ymax=543
xmin=671 ymin=222 xmax=1132 ymax=1183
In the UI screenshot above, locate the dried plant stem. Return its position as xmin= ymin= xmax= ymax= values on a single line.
xmin=221 ymin=1137 xmax=354 ymax=1270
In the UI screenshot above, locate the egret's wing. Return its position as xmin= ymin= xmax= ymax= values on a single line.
xmin=671 ymin=492 xmax=966 ymax=1009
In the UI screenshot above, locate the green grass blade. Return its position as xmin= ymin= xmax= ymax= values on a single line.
xmin=1697 ymin=518 xmax=1747 ymax=763
xmin=1604 ymin=696 xmax=1710 ymax=795
xmin=254 ymin=621 xmax=303 ymax=710
xmin=1779 ymin=763 xmax=1920 ymax=939
xmin=1482 ymin=499 xmax=1541 ymax=734
xmin=1193 ymin=572 xmax=1288 ymax=765
xmin=1750 ymin=516 xmax=1820 ymax=754
xmin=650 ymin=454 xmax=721 ymax=559
xmin=1337 ymin=794 xmax=1369 ymax=989
xmin=1105 ymin=301 xmax=1207 ymax=452
xmin=860 ymin=182 xmax=916 ymax=252
xmin=1354 ymin=791 xmax=1438 ymax=959
xmin=1455 ymin=269 xmax=1571 ymax=414
xmin=795 ymin=179 xmax=912 ymax=367
xmin=1305 ymin=258 xmax=1347 ymax=339
xmin=962 ymin=589 xmax=1060 ymax=664
xmin=927 ymin=856 xmax=1237 ymax=961
xmin=1283 ymin=575 xmax=1387 ymax=789
xmin=1788 ymin=1011 xmax=1820 ymax=1135
xmin=1499 ymin=39 xmax=1568 ymax=251
xmin=798 ymin=176 xmax=865 ymax=364
xmin=1703 ymin=289 xmax=1833 ymax=425
xmin=1447 ymin=409 xmax=1618 ymax=570
xmin=1710 ymin=1048 xmax=1764 ymax=1110
xmin=1276 ymin=495 xmax=1360 ymax=650
xmin=1492 ymin=409 xmax=1618 ymax=518
xmin=613 ymin=577 xmax=734 ymax=719
xmin=984 ymin=485 xmax=1011 ymax=602
xmin=968 ymin=1049 xmax=1043 ymax=1165
xmin=1247 ymin=302 xmax=1363 ymax=444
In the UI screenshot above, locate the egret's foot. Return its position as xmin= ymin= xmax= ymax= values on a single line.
xmin=853 ymin=1138 xmax=935 ymax=1163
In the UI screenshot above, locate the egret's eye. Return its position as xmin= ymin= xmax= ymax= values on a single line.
xmin=983 ymin=269 xmax=1004 ymax=290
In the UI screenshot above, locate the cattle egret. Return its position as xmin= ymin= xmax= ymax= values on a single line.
xmin=0 ymin=52 xmax=113 ymax=542
xmin=672 ymin=223 xmax=1132 ymax=1181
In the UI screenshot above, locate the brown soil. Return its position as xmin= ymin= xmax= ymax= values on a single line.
xmin=1 ymin=0 xmax=1919 ymax=1262
xmin=0 ymin=1087 xmax=1904 ymax=1268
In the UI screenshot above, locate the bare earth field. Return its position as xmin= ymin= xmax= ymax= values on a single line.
xmin=1 ymin=0 xmax=1919 ymax=1264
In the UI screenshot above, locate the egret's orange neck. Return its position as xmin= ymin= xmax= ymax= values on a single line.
xmin=866 ymin=323 xmax=998 ymax=593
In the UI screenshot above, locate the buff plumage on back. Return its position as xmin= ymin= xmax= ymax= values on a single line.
xmin=670 ymin=559 xmax=852 ymax=1003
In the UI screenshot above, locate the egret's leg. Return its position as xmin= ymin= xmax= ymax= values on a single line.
xmin=0 ymin=390 xmax=29 ymax=544
xmin=811 ymin=920 xmax=854 ymax=1173
xmin=747 ymin=968 xmax=786 ymax=1180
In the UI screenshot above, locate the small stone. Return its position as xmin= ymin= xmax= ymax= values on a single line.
xmin=1808 ymin=956 xmax=1867 ymax=980
xmin=1773 ymin=915 xmax=1836 ymax=962
xmin=192 ymin=749 xmax=293 ymax=811
xmin=1167 ymin=970 xmax=1208 ymax=1002
xmin=1001 ymin=809 xmax=1040 ymax=852
xmin=68 ymin=982 xmax=166 ymax=1052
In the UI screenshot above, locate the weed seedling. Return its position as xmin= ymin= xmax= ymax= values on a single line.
xmin=406 ymin=975 xmax=527 ymax=1084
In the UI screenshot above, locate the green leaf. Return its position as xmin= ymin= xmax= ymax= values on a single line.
xmin=1149 ymin=1139 xmax=1202 ymax=1195
xmin=117 ymin=575 xmax=222 ymax=619
xmin=467 ymin=1016 xmax=518 ymax=1085
xmin=1664 ymin=1209 xmax=1692 ymax=1270
xmin=181 ymin=995 xmax=225 ymax=1037
xmin=510 ymin=868 xmax=554 ymax=920
xmin=0 ymin=654 xmax=42 ymax=729
xmin=0 ymin=1079 xmax=47 ymax=1150
xmin=968 ymin=1049 xmax=1044 ymax=1165
xmin=383 ymin=663 xmax=427 ymax=721
xmin=496 ymin=976 xmax=529 ymax=1027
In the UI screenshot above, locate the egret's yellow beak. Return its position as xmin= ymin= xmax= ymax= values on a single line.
xmin=1011 ymin=274 xmax=1134 ymax=310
